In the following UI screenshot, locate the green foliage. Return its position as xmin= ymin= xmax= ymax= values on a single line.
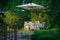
xmin=0 ymin=14 xmax=5 ymax=36
xmin=31 ymin=13 xmax=38 ymax=22
xmin=31 ymin=11 xmax=50 ymax=29
xmin=31 ymin=12 xmax=48 ymax=22
xmin=31 ymin=29 xmax=59 ymax=40
xmin=0 ymin=0 xmax=9 ymax=9
xmin=4 ymin=12 xmax=19 ymax=25
xmin=21 ymin=34 xmax=31 ymax=39
xmin=0 ymin=0 xmax=59 ymax=30
xmin=0 ymin=15 xmax=4 ymax=25
xmin=38 ymin=13 xmax=47 ymax=22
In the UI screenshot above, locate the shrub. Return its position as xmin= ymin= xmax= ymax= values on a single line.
xmin=31 ymin=29 xmax=59 ymax=40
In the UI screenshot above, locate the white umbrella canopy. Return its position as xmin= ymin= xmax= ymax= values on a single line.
xmin=16 ymin=3 xmax=46 ymax=10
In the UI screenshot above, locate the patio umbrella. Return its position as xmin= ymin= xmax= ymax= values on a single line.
xmin=16 ymin=3 xmax=46 ymax=21
xmin=16 ymin=3 xmax=46 ymax=10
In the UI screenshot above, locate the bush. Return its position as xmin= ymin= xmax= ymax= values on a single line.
xmin=31 ymin=29 xmax=59 ymax=40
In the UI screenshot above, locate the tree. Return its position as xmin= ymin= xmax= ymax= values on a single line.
xmin=31 ymin=13 xmax=38 ymax=22
xmin=4 ymin=11 xmax=19 ymax=25
xmin=0 ymin=0 xmax=9 ymax=9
